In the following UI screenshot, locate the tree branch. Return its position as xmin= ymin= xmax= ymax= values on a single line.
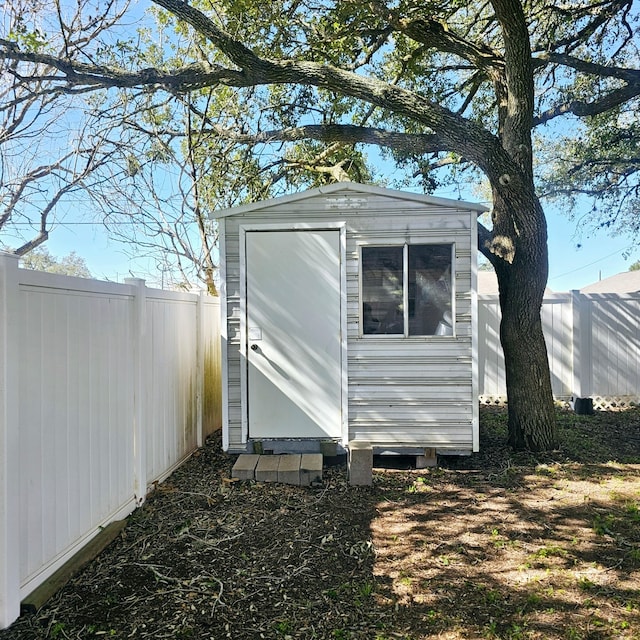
xmin=396 ymin=18 xmax=503 ymax=81
xmin=540 ymin=0 xmax=633 ymax=55
xmin=535 ymin=52 xmax=640 ymax=84
xmin=208 ymin=123 xmax=445 ymax=155
xmin=150 ymin=0 xmax=509 ymax=177
xmin=534 ymin=82 xmax=640 ymax=126
xmin=0 ymin=50 xmax=248 ymax=90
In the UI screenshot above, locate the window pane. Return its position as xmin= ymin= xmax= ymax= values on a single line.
xmin=362 ymin=246 xmax=404 ymax=334
xmin=408 ymin=245 xmax=452 ymax=336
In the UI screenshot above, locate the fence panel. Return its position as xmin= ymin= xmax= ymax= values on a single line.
xmin=0 ymin=255 xmax=221 ymax=628
xmin=541 ymin=294 xmax=575 ymax=398
xmin=17 ymin=271 xmax=138 ymax=597
xmin=479 ymin=291 xmax=640 ymax=405
xmin=587 ymin=294 xmax=640 ymax=399
xmin=144 ymin=289 xmax=200 ymax=485
xmin=477 ymin=295 xmax=504 ymax=398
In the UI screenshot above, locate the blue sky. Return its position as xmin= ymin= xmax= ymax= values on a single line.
xmin=41 ymin=187 xmax=638 ymax=292
xmin=543 ymin=207 xmax=637 ymax=291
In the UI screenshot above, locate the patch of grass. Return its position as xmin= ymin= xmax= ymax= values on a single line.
xmin=556 ymin=408 xmax=640 ymax=464
xmin=358 ymin=581 xmax=375 ymax=597
xmin=623 ymin=501 xmax=640 ymax=521
xmin=535 ymin=463 xmax=558 ymax=476
xmin=533 ymin=544 xmax=568 ymax=559
xmin=592 ymin=512 xmax=616 ymax=535
xmin=484 ymin=589 xmax=503 ymax=605
xmin=522 ymin=592 xmax=543 ymax=611
xmin=50 ymin=623 xmax=66 ymax=639
xmin=577 ymin=576 xmax=598 ymax=592
xmin=273 ymin=619 xmax=292 ymax=635
xmin=627 ymin=548 xmax=640 ymax=562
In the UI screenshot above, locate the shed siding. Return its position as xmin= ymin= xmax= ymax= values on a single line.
xmin=221 ymin=187 xmax=477 ymax=451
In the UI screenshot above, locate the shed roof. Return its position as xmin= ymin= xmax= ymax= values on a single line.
xmin=580 ymin=270 xmax=640 ymax=293
xmin=211 ymin=182 xmax=488 ymax=219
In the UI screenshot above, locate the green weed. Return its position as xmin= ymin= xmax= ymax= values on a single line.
xmin=50 ymin=623 xmax=66 ymax=639
xmin=536 ymin=545 xmax=566 ymax=558
xmin=592 ymin=513 xmax=615 ymax=535
xmin=577 ymin=576 xmax=598 ymax=591
xmin=273 ymin=620 xmax=292 ymax=635
xmin=624 ymin=501 xmax=640 ymax=521
xmin=483 ymin=620 xmax=499 ymax=638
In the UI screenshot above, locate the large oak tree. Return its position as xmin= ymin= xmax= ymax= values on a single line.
xmin=2 ymin=0 xmax=639 ymax=450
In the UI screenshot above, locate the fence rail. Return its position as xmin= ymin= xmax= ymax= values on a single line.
xmin=0 ymin=254 xmax=220 ymax=628
xmin=479 ymin=291 xmax=640 ymax=408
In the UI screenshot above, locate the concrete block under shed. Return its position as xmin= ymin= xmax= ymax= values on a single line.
xmin=232 ymin=454 xmax=260 ymax=481
xmin=348 ymin=441 xmax=373 ymax=486
xmin=278 ymin=454 xmax=302 ymax=485
xmin=300 ymin=453 xmax=323 ymax=486
xmin=255 ymin=455 xmax=280 ymax=482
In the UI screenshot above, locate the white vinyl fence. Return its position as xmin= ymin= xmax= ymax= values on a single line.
xmin=0 ymin=253 xmax=220 ymax=628
xmin=479 ymin=291 xmax=640 ymax=407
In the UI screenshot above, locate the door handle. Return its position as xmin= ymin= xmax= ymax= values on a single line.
xmin=250 ymin=343 xmax=259 ymax=351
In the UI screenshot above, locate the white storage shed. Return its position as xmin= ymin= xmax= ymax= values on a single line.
xmin=215 ymin=183 xmax=485 ymax=456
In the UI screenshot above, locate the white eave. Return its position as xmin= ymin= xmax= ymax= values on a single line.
xmin=210 ymin=181 xmax=489 ymax=219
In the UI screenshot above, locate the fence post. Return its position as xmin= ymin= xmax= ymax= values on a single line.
xmin=0 ymin=253 xmax=21 ymax=628
xmin=125 ymin=278 xmax=147 ymax=505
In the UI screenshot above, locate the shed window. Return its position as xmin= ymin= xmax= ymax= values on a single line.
xmin=361 ymin=244 xmax=453 ymax=336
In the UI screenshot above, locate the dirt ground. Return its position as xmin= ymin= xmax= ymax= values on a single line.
xmin=2 ymin=407 xmax=639 ymax=640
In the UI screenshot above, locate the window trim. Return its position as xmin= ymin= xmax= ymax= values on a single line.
xmin=358 ymin=241 xmax=456 ymax=339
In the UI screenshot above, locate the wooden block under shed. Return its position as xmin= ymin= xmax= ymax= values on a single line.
xmin=416 ymin=448 xmax=437 ymax=468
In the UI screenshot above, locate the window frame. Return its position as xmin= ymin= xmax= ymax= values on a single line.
xmin=358 ymin=241 xmax=456 ymax=339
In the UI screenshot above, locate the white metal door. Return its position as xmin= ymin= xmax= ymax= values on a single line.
xmin=246 ymin=229 xmax=342 ymax=439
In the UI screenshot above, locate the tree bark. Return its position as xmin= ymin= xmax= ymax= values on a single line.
xmin=490 ymin=190 xmax=558 ymax=451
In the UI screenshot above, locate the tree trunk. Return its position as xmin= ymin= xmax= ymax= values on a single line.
xmin=499 ymin=271 xmax=558 ymax=450
xmin=492 ymin=190 xmax=558 ymax=451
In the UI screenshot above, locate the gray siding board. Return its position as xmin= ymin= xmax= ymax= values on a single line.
xmin=219 ymin=185 xmax=479 ymax=451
